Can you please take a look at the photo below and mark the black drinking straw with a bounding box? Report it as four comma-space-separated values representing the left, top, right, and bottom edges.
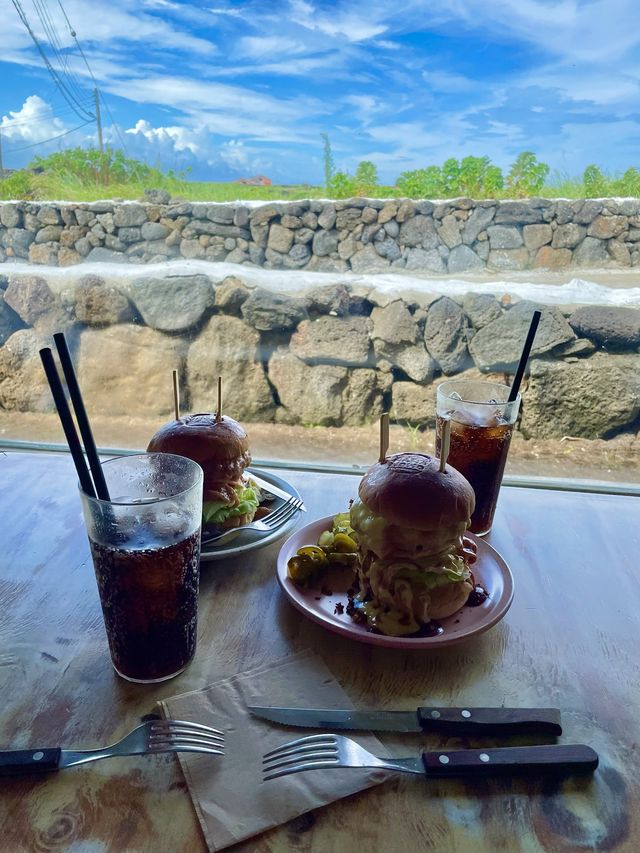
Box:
39, 347, 96, 498
508, 309, 542, 402
53, 333, 110, 501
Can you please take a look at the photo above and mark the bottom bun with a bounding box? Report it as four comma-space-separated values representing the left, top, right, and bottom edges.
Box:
428, 578, 474, 620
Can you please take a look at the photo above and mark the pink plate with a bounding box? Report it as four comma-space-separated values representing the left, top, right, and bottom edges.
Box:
276, 516, 514, 648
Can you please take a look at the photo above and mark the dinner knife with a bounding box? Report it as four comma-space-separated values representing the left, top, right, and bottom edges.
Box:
248, 471, 306, 512
248, 706, 563, 736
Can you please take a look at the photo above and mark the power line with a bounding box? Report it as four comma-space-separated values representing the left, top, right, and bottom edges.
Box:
11, 0, 94, 121
57, 0, 128, 156
1, 99, 94, 129
3, 120, 93, 153
31, 0, 88, 102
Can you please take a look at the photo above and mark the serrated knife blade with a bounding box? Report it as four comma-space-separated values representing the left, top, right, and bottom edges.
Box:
248, 705, 563, 735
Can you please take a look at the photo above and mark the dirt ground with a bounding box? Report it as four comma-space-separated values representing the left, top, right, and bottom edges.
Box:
1, 411, 639, 485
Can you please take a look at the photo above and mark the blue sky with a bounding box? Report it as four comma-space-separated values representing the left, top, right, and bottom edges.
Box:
2, 0, 639, 184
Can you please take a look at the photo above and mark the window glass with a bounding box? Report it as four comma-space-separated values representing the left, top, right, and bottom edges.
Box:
1, 2, 639, 485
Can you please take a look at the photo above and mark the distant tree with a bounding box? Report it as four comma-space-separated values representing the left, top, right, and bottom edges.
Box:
354, 160, 378, 188
484, 164, 505, 196
442, 158, 461, 195
326, 171, 355, 198
507, 152, 550, 197
320, 133, 335, 190
458, 156, 500, 196
583, 164, 609, 197
612, 167, 640, 197
396, 166, 443, 198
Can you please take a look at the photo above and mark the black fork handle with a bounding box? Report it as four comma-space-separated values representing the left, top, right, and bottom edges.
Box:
0, 747, 62, 775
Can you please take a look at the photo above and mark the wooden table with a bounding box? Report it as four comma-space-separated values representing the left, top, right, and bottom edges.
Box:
0, 450, 638, 853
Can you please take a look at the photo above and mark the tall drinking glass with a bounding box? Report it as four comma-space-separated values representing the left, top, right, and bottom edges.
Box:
435, 380, 521, 536
79, 453, 203, 683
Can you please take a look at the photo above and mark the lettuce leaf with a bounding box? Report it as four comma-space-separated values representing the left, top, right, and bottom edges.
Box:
202, 486, 260, 525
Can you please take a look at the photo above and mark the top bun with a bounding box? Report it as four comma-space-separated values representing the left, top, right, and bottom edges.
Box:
147, 413, 251, 487
358, 452, 475, 531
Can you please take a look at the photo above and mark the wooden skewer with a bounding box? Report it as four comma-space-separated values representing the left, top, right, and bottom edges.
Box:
216, 376, 222, 423
439, 419, 451, 473
172, 369, 180, 421
379, 412, 389, 463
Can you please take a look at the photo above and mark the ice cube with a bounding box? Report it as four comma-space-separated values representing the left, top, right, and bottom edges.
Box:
449, 391, 463, 401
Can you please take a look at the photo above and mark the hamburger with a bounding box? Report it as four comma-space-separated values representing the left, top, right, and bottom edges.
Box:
349, 452, 477, 636
147, 413, 260, 532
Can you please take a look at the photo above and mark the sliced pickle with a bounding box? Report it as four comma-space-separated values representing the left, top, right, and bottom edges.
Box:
332, 532, 358, 553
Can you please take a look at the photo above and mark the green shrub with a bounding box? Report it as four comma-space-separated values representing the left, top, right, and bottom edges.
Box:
326, 171, 356, 198
0, 170, 34, 200
583, 164, 609, 197
506, 152, 549, 197
396, 166, 443, 197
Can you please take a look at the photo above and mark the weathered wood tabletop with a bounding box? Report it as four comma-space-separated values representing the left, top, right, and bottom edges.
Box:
0, 450, 638, 852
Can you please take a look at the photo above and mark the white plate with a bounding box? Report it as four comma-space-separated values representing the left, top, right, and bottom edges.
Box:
200, 469, 303, 562
277, 516, 514, 648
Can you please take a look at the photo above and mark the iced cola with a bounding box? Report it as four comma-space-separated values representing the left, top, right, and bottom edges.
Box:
80, 453, 203, 682
436, 380, 521, 535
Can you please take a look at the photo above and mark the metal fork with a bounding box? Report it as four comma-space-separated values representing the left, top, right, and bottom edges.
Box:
262, 734, 598, 781
202, 496, 304, 547
0, 719, 225, 775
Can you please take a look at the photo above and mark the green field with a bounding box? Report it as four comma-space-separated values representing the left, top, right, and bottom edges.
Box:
1, 147, 638, 202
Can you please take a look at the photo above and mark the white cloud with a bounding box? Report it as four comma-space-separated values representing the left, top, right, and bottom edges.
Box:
125, 119, 200, 154
1, 95, 68, 142
237, 36, 308, 59
288, 0, 388, 42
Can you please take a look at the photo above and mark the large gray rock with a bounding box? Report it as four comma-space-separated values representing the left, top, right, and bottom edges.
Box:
71, 275, 134, 326
522, 224, 552, 251
437, 215, 462, 248
391, 380, 437, 426
303, 284, 351, 317
370, 301, 418, 346
349, 244, 390, 272
494, 202, 544, 225
423, 296, 469, 374
127, 275, 213, 332
568, 306, 640, 350
290, 316, 371, 366
77, 325, 186, 417
572, 237, 609, 267
3, 275, 71, 332
405, 248, 446, 272
312, 229, 339, 256
1, 228, 36, 259
487, 226, 523, 249
0, 329, 53, 411
551, 223, 586, 249
461, 206, 495, 243
268, 224, 295, 254
447, 244, 484, 273
113, 205, 147, 227
34, 225, 63, 244
587, 215, 627, 239
187, 315, 274, 421
488, 248, 529, 270
521, 353, 640, 438
398, 215, 437, 249
213, 276, 252, 314
241, 288, 307, 332
0, 204, 22, 228
469, 300, 575, 371
85, 247, 128, 263
36, 206, 61, 225
268, 349, 386, 426
0, 294, 26, 346
140, 221, 170, 241
462, 293, 503, 329
374, 340, 436, 383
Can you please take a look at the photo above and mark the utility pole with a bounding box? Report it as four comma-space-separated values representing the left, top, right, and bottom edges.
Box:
94, 87, 104, 153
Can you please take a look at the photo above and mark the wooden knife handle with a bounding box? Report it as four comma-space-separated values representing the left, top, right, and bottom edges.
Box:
422, 744, 598, 778
417, 706, 562, 735
0, 748, 61, 775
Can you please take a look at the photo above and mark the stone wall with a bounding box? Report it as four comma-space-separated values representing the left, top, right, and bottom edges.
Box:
1, 268, 639, 439
1, 195, 640, 273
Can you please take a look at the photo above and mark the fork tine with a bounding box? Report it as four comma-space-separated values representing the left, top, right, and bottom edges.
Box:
264, 497, 297, 526
161, 745, 225, 756
264, 759, 339, 781
263, 733, 336, 759
265, 500, 301, 529
264, 750, 337, 771
151, 734, 225, 748
263, 742, 337, 763
156, 720, 225, 736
